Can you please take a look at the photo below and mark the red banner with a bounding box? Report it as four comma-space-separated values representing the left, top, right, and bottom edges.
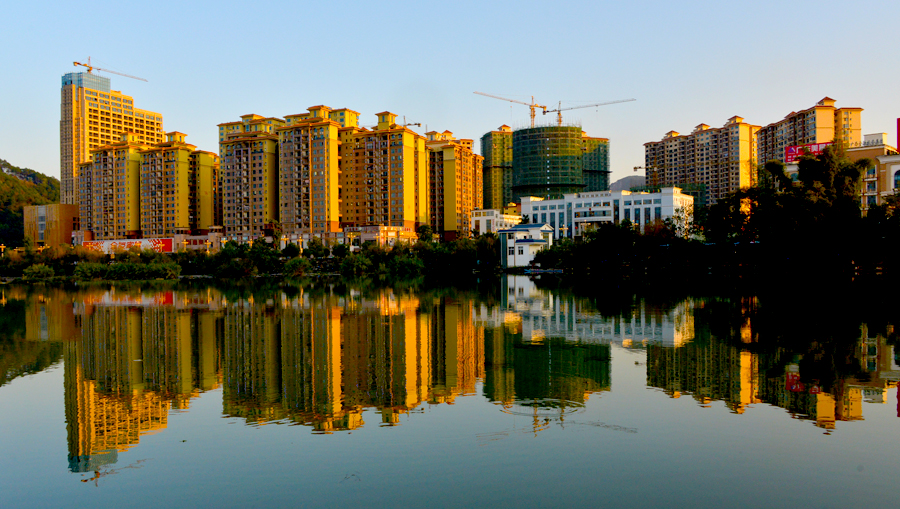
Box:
82, 238, 174, 254
785, 142, 832, 163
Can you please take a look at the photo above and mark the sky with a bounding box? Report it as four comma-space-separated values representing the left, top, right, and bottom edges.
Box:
2, 0, 898, 185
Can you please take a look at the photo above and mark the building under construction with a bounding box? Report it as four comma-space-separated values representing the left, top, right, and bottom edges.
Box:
481, 125, 513, 209
486, 124, 610, 203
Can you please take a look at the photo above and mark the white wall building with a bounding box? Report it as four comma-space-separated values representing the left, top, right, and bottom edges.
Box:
498, 224, 553, 268
520, 187, 694, 239
471, 209, 521, 235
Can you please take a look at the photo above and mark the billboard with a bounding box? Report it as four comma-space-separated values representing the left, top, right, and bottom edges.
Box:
81, 238, 174, 254
785, 142, 832, 163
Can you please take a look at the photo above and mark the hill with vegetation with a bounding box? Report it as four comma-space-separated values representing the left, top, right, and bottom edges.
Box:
0, 158, 60, 247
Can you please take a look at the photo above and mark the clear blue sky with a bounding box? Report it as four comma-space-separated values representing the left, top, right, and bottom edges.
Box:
2, 0, 897, 185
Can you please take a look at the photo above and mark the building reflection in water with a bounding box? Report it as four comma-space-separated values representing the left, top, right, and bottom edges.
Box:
645, 297, 900, 430
8, 279, 899, 471
61, 287, 222, 472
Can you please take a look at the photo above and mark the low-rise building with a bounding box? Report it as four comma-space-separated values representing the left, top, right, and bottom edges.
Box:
471, 209, 521, 235
498, 224, 553, 268
23, 204, 80, 248
520, 187, 694, 239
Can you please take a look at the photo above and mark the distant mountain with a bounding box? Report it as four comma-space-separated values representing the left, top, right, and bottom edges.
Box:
609, 175, 645, 191
0, 159, 60, 247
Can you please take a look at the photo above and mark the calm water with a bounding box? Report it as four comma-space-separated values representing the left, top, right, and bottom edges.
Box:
1, 277, 898, 508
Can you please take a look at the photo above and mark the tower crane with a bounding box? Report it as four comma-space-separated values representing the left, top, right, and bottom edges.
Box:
544, 98, 635, 126
73, 57, 148, 82
474, 92, 547, 128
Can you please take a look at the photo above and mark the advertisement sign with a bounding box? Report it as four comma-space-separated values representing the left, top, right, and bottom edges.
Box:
785, 142, 832, 163
82, 238, 174, 254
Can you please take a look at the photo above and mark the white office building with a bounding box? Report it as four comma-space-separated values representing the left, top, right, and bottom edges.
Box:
471, 209, 522, 235
520, 187, 694, 239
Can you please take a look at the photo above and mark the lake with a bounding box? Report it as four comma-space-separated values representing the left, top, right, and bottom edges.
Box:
1, 276, 897, 508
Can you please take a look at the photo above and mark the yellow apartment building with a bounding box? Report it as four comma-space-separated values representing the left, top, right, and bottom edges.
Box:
139, 132, 218, 237
426, 131, 484, 240
218, 114, 284, 241
79, 133, 149, 240
644, 116, 758, 206
23, 204, 80, 248
338, 112, 430, 230
277, 106, 348, 239
60, 72, 163, 205
756, 97, 862, 164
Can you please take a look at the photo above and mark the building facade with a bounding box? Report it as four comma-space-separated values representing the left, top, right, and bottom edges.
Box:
60, 72, 163, 205
756, 97, 862, 164
218, 114, 283, 241
481, 125, 513, 210
23, 204, 80, 247
470, 209, 522, 235
139, 132, 218, 237
338, 112, 430, 231
498, 224, 553, 268
426, 131, 484, 241
520, 187, 694, 239
511, 125, 610, 201
78, 133, 149, 240
644, 116, 758, 206
277, 107, 345, 239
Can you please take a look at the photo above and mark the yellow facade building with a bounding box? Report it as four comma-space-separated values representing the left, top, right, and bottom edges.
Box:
79, 133, 149, 240
277, 106, 350, 238
426, 131, 484, 240
338, 112, 430, 230
756, 97, 862, 164
218, 114, 284, 241
139, 132, 218, 237
644, 116, 758, 205
23, 204, 80, 248
60, 72, 163, 205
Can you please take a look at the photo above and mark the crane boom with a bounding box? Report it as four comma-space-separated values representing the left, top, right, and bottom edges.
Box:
545, 98, 636, 125
474, 91, 547, 128
73, 58, 148, 82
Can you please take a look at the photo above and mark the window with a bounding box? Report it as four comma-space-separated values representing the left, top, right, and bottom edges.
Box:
518, 247, 524, 255
508, 247, 514, 255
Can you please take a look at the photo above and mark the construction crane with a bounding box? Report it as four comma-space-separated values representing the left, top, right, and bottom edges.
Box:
402, 116, 421, 128
544, 98, 636, 126
474, 91, 547, 128
73, 57, 148, 82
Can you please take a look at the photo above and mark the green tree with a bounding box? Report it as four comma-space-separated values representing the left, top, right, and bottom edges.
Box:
417, 224, 434, 242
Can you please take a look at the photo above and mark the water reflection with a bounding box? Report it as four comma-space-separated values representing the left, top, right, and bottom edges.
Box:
1, 277, 898, 475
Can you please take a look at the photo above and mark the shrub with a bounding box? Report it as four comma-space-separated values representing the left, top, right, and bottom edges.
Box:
74, 262, 107, 281
284, 257, 312, 277
23, 263, 55, 281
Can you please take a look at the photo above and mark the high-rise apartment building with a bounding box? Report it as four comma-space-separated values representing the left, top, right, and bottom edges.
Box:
60, 72, 163, 205
79, 133, 148, 240
481, 125, 513, 210
139, 132, 218, 237
756, 97, 862, 164
338, 112, 430, 230
218, 114, 284, 241
426, 131, 483, 240
644, 116, 758, 206
277, 106, 356, 238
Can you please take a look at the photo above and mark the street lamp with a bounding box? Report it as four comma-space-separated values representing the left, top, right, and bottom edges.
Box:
0, 244, 6, 256
205, 240, 211, 254
182, 239, 188, 252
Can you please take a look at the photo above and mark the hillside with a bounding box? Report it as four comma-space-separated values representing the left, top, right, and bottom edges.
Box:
0, 159, 60, 247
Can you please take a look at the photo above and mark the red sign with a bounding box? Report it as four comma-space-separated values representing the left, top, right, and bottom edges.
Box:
785, 372, 806, 392
82, 238, 174, 254
785, 142, 832, 163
